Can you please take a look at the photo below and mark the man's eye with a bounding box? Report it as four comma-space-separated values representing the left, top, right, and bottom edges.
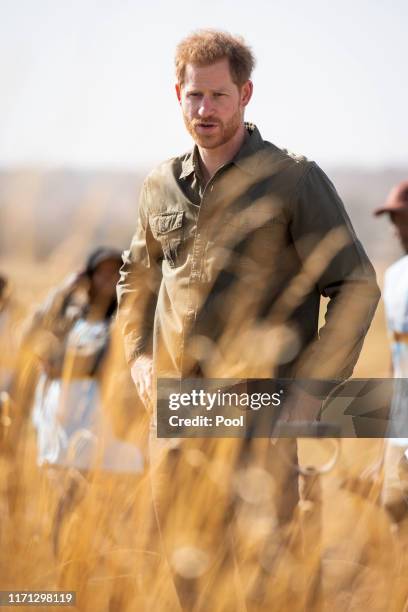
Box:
214, 93, 225, 97
188, 93, 200, 97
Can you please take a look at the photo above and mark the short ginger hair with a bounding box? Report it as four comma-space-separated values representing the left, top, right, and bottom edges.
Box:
175, 29, 255, 87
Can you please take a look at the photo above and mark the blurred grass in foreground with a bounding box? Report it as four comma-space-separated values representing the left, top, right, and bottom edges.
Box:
0, 173, 407, 611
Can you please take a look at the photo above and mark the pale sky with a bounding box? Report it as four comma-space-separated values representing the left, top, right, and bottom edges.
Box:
1, 0, 407, 171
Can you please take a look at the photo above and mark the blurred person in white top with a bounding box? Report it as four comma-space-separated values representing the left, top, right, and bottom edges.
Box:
28, 248, 143, 474
374, 180, 408, 522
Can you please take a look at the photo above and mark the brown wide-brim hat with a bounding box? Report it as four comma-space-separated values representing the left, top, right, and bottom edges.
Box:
374, 180, 408, 216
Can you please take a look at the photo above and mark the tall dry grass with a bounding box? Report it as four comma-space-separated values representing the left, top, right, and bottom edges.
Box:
0, 172, 407, 612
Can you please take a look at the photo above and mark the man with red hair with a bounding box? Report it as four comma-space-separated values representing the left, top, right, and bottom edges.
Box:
118, 29, 379, 395
117, 29, 380, 608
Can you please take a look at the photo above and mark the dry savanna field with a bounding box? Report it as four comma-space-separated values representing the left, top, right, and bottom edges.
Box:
0, 168, 407, 611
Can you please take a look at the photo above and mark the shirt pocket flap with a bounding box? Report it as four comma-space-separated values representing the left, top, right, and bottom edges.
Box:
150, 211, 184, 235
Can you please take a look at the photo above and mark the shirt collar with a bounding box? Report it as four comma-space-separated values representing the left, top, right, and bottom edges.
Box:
179, 149, 196, 180
232, 123, 265, 175
179, 122, 265, 180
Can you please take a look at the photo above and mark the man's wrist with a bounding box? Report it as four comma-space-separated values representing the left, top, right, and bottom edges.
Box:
129, 351, 152, 368
291, 378, 342, 399
127, 347, 145, 366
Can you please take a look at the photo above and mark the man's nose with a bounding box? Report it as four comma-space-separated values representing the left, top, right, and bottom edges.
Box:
198, 95, 215, 117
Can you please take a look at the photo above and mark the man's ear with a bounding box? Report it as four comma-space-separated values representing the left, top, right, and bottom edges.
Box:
175, 83, 182, 104
240, 80, 253, 107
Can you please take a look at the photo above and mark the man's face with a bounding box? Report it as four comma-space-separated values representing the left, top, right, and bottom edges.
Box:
390, 210, 408, 252
176, 58, 252, 149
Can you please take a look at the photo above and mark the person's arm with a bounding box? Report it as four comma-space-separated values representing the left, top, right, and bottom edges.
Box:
382, 269, 395, 378
289, 162, 381, 382
21, 272, 88, 375
116, 179, 163, 403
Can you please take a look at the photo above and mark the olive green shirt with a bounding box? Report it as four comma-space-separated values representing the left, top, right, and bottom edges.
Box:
117, 124, 380, 380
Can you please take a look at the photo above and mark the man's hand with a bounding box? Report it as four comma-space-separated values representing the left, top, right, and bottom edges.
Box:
279, 386, 322, 424
130, 354, 153, 410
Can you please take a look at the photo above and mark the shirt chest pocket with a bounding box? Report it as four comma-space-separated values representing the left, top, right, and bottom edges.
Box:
150, 211, 184, 267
